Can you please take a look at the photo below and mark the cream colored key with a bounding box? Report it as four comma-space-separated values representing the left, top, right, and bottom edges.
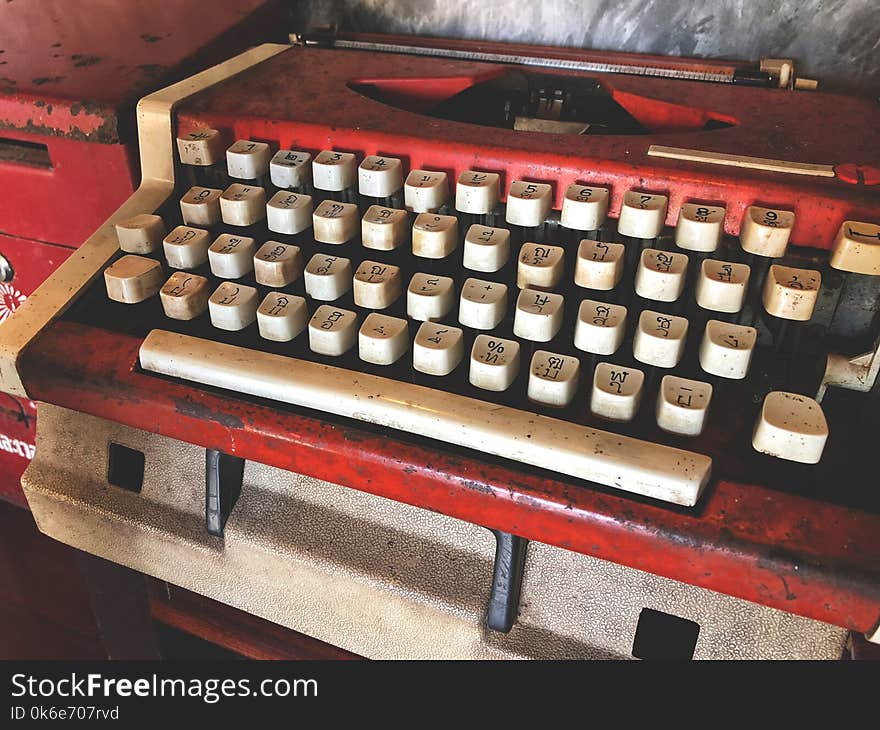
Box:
560, 184, 609, 230
574, 239, 625, 290
412, 213, 458, 258
455, 170, 501, 214
514, 289, 564, 342
312, 150, 357, 191
104, 255, 164, 304
459, 278, 508, 330
740, 206, 795, 257
696, 259, 751, 313
208, 234, 256, 279
407, 273, 455, 322
304, 254, 352, 301
269, 150, 312, 189
115, 214, 166, 254
470, 335, 520, 392
699, 320, 757, 379
359, 155, 404, 197
226, 140, 271, 179
413, 323, 464, 375
359, 313, 409, 365
312, 200, 360, 244
362, 206, 409, 250
159, 272, 210, 320
266, 191, 313, 235
176, 128, 224, 166
617, 191, 668, 238
505, 181, 552, 227
163, 226, 211, 270
353, 260, 402, 309
752, 391, 828, 464
220, 184, 266, 226
830, 221, 880, 275
675, 203, 725, 252
656, 375, 713, 437
404, 170, 449, 212
574, 300, 627, 355
180, 186, 222, 226
528, 351, 580, 407
590, 362, 645, 422
517, 243, 564, 290
635, 249, 689, 302
308, 305, 358, 356
208, 282, 259, 330
633, 310, 689, 368
463, 224, 510, 272
257, 292, 308, 342
254, 242, 302, 287
762, 265, 821, 321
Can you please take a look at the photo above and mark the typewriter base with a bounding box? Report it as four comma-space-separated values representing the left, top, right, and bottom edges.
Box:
23, 404, 846, 660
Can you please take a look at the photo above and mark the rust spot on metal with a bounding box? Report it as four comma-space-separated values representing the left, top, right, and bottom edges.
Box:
71, 54, 102, 68
31, 76, 64, 86
140, 34, 163, 43
174, 396, 243, 429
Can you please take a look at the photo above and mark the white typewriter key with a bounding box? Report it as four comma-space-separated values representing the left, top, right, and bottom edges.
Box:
617, 191, 668, 239
226, 140, 271, 179
308, 305, 358, 356
517, 243, 564, 290
404, 170, 449, 212
560, 185, 609, 231
269, 150, 312, 189
353, 260, 402, 309
412, 213, 459, 258
459, 278, 508, 330
180, 186, 222, 227
361, 206, 409, 250
115, 214, 166, 254
762, 265, 821, 321
455, 170, 501, 214
104, 255, 164, 304
752, 391, 829, 464
513, 289, 564, 342
159, 272, 210, 320
220, 184, 267, 226
635, 249, 689, 302
312, 150, 357, 191
830, 221, 880, 275
656, 375, 713, 437
527, 351, 580, 407
266, 191, 313, 235
696, 259, 750, 313
574, 240, 625, 290
208, 282, 259, 331
162, 226, 211, 269
304, 254, 352, 301
633, 310, 689, 368
208, 234, 256, 279
407, 273, 455, 322
590, 362, 645, 422
413, 322, 464, 375
574, 300, 627, 355
675, 203, 725, 252
699, 320, 757, 379
505, 181, 552, 227
358, 313, 409, 365
312, 200, 360, 244
463, 224, 510, 272
257, 292, 308, 342
359, 155, 404, 197
254, 242, 303, 287
740, 206, 795, 258
470, 335, 520, 392
176, 128, 224, 166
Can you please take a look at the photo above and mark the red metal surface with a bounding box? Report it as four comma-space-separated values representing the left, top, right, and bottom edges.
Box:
20, 321, 880, 635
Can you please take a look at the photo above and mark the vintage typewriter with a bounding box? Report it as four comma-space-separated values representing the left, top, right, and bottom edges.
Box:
1, 33, 878, 659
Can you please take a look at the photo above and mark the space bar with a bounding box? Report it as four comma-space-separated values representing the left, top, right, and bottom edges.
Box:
139, 329, 712, 506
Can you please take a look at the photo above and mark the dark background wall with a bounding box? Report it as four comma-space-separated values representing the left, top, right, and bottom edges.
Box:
290, 0, 880, 94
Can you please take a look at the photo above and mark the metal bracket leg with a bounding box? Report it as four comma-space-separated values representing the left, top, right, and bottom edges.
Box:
205, 449, 244, 537
487, 530, 529, 633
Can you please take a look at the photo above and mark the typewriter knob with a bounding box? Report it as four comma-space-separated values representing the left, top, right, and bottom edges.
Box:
527, 351, 580, 407
456, 171, 501, 215
675, 203, 725, 252
740, 206, 795, 258
358, 313, 410, 365
0, 252, 12, 283
762, 265, 821, 321
104, 255, 164, 304
176, 128, 224, 166
617, 191, 668, 239
115, 213, 167, 255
